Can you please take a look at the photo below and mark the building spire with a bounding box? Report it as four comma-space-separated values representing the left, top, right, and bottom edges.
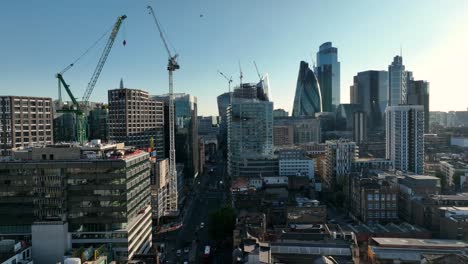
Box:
120, 78, 124, 89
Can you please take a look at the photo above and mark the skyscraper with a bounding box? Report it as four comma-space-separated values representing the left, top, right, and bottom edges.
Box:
388, 56, 408, 106
155, 93, 199, 179
228, 99, 274, 177
408, 80, 430, 133
386, 105, 424, 174
350, 70, 388, 132
217, 91, 232, 150
292, 61, 322, 117
316, 42, 341, 111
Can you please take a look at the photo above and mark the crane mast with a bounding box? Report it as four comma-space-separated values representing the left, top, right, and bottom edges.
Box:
148, 5, 179, 213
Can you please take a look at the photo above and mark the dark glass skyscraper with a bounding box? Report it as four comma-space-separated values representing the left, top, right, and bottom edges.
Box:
316, 42, 340, 111
408, 80, 430, 133
292, 61, 322, 117
350, 70, 388, 132
217, 92, 232, 151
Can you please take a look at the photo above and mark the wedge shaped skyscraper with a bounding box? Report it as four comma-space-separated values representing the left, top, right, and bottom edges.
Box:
292, 61, 322, 117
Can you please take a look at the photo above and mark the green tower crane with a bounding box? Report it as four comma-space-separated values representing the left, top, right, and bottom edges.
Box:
56, 14, 127, 144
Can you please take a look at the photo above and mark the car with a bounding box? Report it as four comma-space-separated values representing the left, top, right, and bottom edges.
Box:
184, 247, 190, 254
200, 222, 205, 229
176, 249, 182, 257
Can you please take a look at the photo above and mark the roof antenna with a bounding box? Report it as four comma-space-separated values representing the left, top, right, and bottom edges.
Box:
238, 60, 243, 88
120, 78, 124, 89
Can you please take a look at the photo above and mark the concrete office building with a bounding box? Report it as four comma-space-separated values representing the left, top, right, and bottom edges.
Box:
439, 160, 468, 187
278, 149, 314, 179
274, 116, 321, 144
0, 96, 53, 156
408, 80, 430, 133
273, 109, 289, 118
324, 139, 358, 188
273, 126, 294, 146
228, 99, 274, 177
316, 42, 341, 111
0, 143, 152, 262
108, 83, 165, 157
386, 105, 424, 174
353, 111, 367, 144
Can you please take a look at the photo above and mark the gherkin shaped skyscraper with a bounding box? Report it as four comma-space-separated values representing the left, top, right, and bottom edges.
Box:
292, 61, 322, 117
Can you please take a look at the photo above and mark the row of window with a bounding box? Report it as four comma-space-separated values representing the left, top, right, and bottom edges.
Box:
15, 131, 52, 136
13, 99, 51, 107
367, 211, 397, 218
367, 202, 396, 209
367, 194, 397, 201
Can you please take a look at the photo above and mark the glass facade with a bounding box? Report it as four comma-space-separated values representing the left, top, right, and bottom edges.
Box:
350, 70, 388, 133
0, 149, 152, 261
217, 92, 232, 149
292, 61, 322, 117
408, 80, 430, 133
316, 42, 341, 110
227, 100, 274, 177
388, 56, 408, 106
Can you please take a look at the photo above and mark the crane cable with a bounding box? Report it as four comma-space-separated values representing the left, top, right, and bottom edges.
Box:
59, 24, 114, 75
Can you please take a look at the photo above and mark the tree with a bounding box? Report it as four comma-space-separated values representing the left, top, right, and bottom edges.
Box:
208, 206, 236, 241
435, 170, 447, 190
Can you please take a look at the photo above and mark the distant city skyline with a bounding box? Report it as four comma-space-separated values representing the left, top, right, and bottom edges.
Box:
1, 0, 467, 115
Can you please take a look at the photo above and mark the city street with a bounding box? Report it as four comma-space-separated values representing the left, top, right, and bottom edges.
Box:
155, 157, 230, 263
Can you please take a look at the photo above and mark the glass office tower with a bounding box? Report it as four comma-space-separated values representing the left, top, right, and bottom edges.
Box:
316, 42, 341, 111
292, 61, 322, 117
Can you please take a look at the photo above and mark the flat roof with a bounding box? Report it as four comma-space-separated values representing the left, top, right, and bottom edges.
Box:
372, 237, 468, 248
430, 193, 468, 201
406, 175, 440, 180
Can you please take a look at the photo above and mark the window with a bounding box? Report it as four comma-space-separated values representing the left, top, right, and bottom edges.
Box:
367, 194, 373, 201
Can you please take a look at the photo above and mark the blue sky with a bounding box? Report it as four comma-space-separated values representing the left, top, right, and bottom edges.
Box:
1, 0, 467, 115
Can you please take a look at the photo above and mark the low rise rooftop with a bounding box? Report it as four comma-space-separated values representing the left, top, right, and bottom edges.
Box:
371, 237, 468, 248
2, 142, 146, 163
